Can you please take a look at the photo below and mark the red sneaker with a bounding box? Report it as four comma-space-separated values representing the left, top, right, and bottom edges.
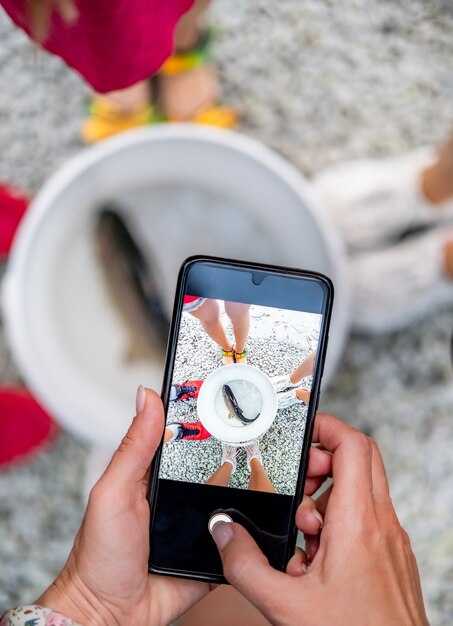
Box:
168, 421, 211, 441
172, 379, 204, 401
0, 184, 30, 259
0, 388, 58, 468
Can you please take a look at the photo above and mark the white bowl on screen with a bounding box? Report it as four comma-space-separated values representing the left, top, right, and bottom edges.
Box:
197, 364, 278, 445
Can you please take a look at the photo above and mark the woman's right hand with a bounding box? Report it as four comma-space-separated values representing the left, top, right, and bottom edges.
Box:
212, 413, 429, 626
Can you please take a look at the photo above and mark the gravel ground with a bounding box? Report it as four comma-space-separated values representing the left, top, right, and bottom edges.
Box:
160, 306, 318, 494
1, 1, 453, 623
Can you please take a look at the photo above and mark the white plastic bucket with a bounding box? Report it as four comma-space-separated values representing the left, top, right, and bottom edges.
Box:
2, 125, 350, 450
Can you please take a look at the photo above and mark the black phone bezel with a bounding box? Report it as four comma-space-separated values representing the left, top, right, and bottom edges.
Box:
148, 255, 333, 584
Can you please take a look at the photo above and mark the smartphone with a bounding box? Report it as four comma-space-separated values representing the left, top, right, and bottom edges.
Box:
148, 256, 333, 583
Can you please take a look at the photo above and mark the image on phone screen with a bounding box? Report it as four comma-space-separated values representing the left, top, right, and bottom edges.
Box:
159, 299, 320, 496
149, 258, 331, 582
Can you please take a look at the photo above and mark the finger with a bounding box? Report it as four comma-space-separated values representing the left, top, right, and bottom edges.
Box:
211, 521, 291, 617
311, 413, 373, 503
370, 439, 391, 501
286, 547, 308, 577
295, 496, 323, 536
306, 446, 332, 479
369, 439, 400, 524
305, 535, 319, 563
300, 488, 331, 566
304, 475, 327, 496
304, 447, 332, 495
99, 387, 164, 491
313, 484, 332, 517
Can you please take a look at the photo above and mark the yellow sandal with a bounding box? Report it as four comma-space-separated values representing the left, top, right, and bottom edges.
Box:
82, 30, 236, 144
81, 98, 156, 144
221, 348, 235, 365
233, 348, 248, 364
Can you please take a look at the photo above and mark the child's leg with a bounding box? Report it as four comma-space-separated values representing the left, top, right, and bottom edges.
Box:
350, 227, 453, 333
314, 135, 453, 251
92, 81, 150, 114
243, 440, 275, 493
272, 351, 317, 393
205, 462, 233, 487
296, 388, 311, 404
92, 0, 211, 113
190, 299, 233, 353
421, 134, 453, 205
289, 350, 317, 385
224, 301, 250, 360
206, 443, 238, 486
248, 458, 276, 493
174, 0, 212, 50
158, 0, 221, 121
82, 80, 153, 142
444, 236, 453, 278
83, 0, 231, 141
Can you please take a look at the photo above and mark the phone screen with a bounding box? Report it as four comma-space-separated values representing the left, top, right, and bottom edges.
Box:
149, 259, 331, 582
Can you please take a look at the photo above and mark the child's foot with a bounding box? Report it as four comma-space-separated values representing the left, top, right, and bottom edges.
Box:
314, 147, 453, 251
82, 81, 154, 144
277, 388, 307, 410
170, 380, 204, 402
82, 32, 236, 143
158, 30, 236, 128
350, 226, 453, 333
166, 421, 211, 441
270, 373, 298, 393
233, 347, 248, 364
244, 439, 262, 471
221, 442, 239, 472
221, 347, 235, 365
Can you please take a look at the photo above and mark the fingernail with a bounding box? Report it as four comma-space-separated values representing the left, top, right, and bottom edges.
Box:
211, 521, 234, 550
312, 509, 323, 528
136, 385, 146, 414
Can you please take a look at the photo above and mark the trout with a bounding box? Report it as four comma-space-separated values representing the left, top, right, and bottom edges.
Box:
222, 384, 260, 425
94, 207, 169, 362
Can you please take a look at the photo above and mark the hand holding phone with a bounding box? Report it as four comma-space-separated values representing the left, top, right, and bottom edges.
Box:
24, 257, 426, 626
33, 393, 427, 626
32, 389, 334, 626
211, 413, 429, 626
35, 389, 210, 626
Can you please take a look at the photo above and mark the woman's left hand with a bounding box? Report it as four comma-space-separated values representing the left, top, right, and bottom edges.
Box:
37, 387, 210, 626
37, 386, 332, 625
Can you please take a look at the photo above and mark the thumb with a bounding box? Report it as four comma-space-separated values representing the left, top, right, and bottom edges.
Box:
211, 521, 290, 619
100, 386, 164, 491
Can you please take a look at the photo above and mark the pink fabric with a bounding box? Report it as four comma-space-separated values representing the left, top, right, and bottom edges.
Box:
0, 0, 195, 92
183, 295, 199, 304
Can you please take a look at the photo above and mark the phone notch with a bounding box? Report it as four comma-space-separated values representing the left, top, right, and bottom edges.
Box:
251, 271, 267, 286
